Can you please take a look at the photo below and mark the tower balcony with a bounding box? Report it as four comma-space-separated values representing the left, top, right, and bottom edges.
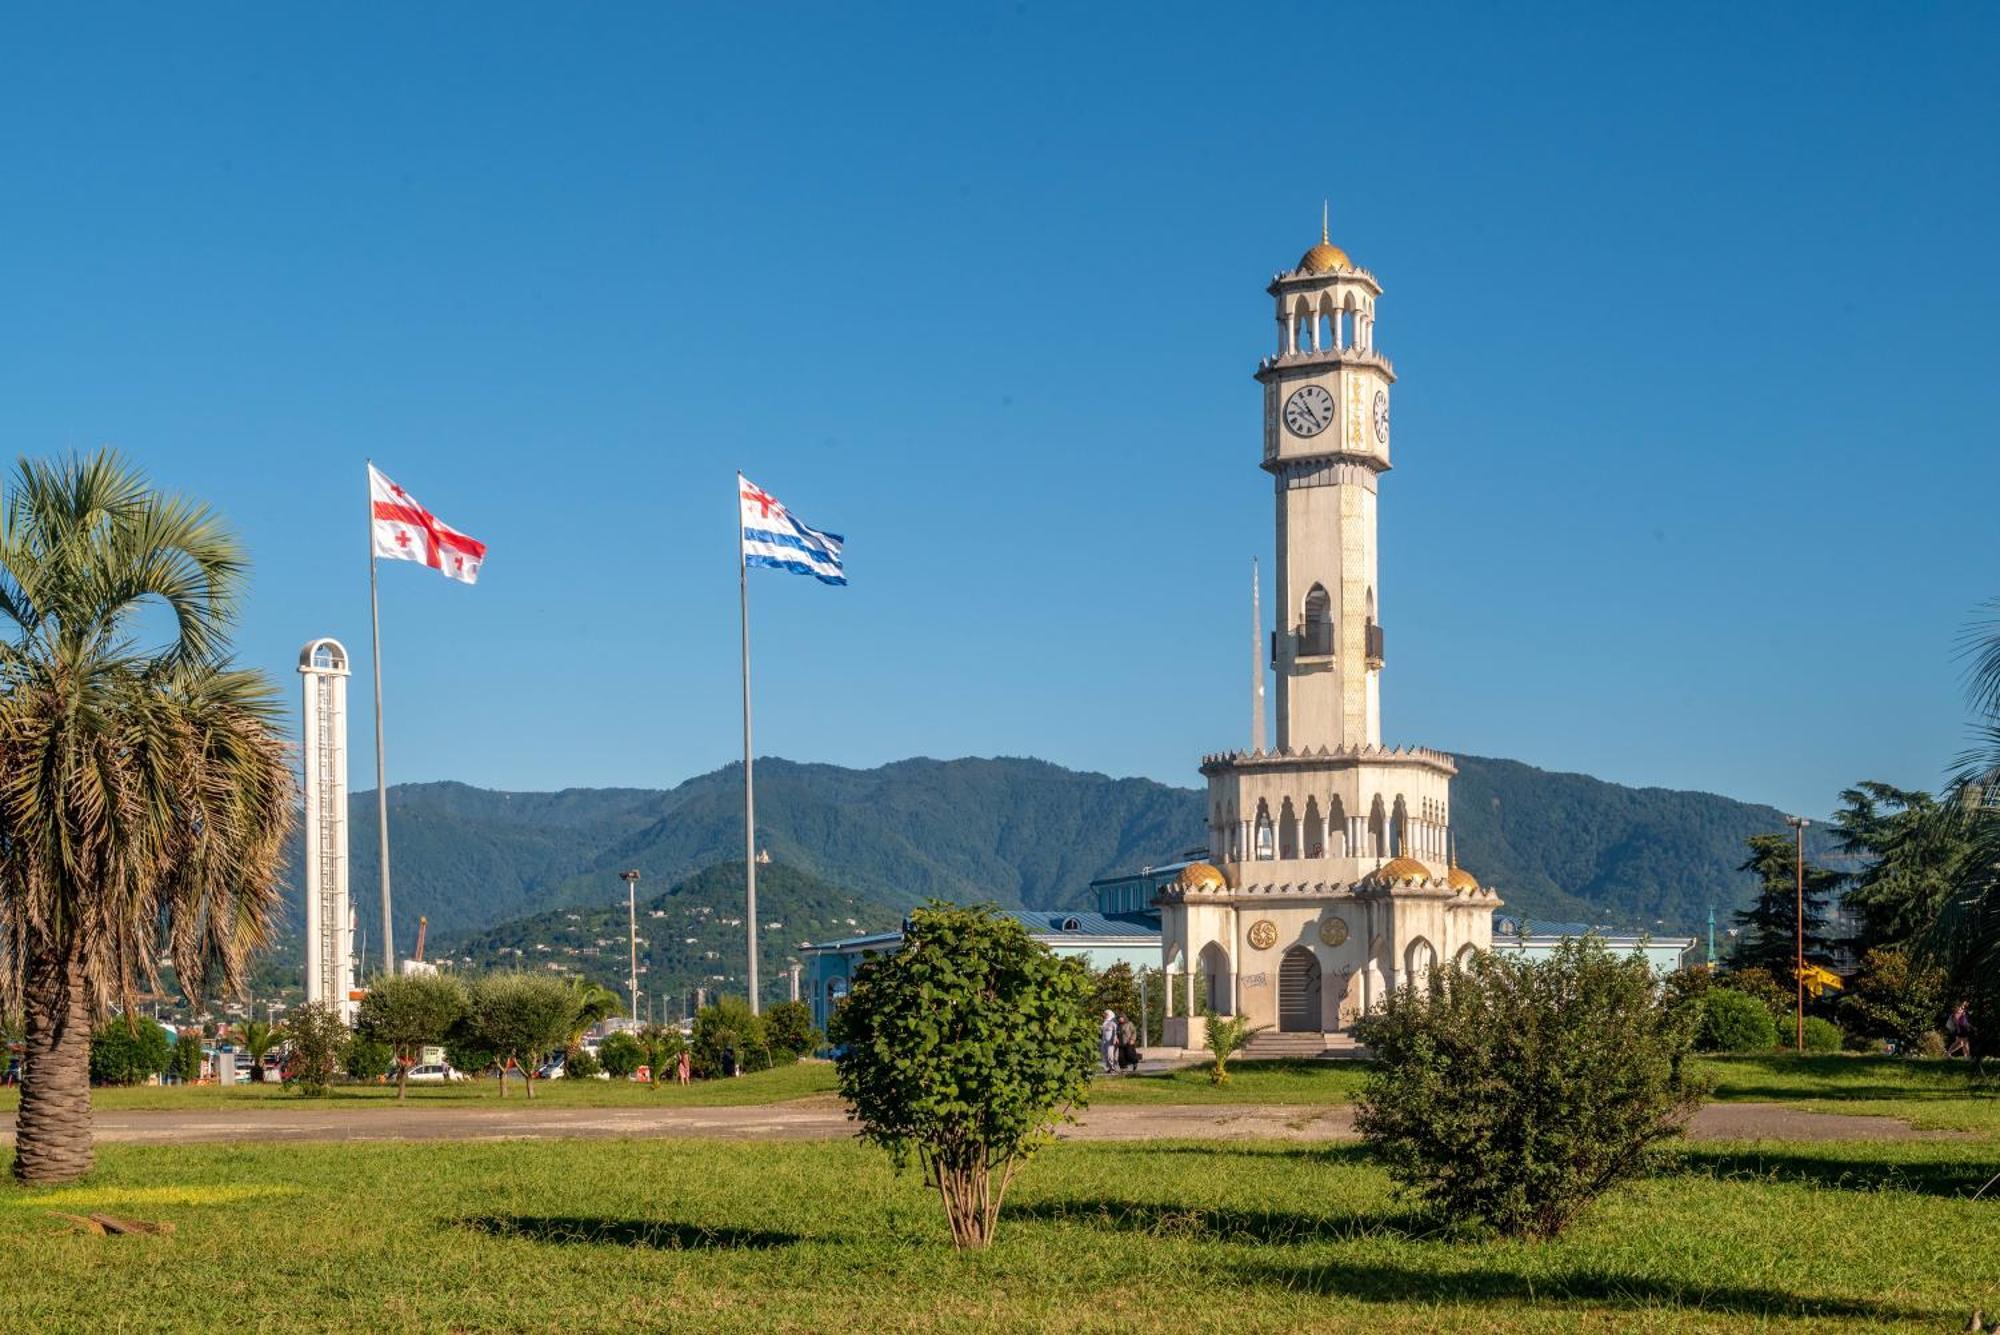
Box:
1365, 621, 1385, 668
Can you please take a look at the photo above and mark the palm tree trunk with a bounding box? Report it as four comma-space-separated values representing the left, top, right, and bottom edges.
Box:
12, 932, 94, 1184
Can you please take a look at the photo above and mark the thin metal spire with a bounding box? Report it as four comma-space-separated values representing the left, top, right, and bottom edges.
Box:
1251, 558, 1266, 754
1321, 199, 1329, 244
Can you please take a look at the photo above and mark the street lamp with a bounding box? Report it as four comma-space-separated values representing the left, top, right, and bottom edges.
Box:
1784, 816, 1809, 1054
620, 870, 642, 1026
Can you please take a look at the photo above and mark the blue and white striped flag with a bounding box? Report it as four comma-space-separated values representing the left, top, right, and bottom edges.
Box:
738, 474, 846, 586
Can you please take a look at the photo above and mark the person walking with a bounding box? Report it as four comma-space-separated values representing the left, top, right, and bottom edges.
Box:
722, 1045, 740, 1078
1946, 1001, 1973, 1058
676, 1047, 692, 1086
1116, 1012, 1140, 1072
1099, 1009, 1119, 1074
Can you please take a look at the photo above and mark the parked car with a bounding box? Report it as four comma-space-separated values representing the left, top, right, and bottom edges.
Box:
403, 1063, 466, 1083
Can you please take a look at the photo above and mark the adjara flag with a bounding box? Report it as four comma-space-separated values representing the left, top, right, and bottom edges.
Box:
369, 464, 488, 585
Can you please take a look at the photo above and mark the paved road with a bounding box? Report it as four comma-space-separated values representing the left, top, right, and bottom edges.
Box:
0, 1098, 1967, 1147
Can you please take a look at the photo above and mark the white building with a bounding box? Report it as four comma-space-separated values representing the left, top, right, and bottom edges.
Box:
299, 638, 358, 1024
1159, 221, 1502, 1047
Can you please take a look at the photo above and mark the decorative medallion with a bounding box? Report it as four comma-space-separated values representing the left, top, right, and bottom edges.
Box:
1247, 919, 1279, 951
1319, 916, 1350, 948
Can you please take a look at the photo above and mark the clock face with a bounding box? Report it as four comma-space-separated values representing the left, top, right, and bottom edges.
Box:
1372, 390, 1389, 444
1282, 384, 1335, 438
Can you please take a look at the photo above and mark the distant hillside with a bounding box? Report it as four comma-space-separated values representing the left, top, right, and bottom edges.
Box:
278, 754, 1832, 958
446, 861, 899, 1009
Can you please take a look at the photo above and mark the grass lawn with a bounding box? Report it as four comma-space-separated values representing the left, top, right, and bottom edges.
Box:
1089, 1057, 1372, 1104
2, 1132, 1995, 1332
0, 1062, 839, 1112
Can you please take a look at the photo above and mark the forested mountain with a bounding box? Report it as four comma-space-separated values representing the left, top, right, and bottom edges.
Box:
277, 754, 1833, 959
447, 861, 899, 1011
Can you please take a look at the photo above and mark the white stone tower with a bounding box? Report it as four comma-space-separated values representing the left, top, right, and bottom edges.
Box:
299, 638, 357, 1024
1157, 217, 1500, 1049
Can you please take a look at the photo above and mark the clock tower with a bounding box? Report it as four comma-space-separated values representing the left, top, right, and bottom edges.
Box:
1155, 214, 1499, 1052
1257, 210, 1394, 752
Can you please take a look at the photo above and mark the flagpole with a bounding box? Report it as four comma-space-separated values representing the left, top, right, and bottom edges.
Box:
739, 481, 760, 1016
367, 461, 395, 977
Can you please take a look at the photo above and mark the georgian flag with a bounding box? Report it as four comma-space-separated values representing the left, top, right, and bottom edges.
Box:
738, 474, 845, 586
369, 464, 488, 585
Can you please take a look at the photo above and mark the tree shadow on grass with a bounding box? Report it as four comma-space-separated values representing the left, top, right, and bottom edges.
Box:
459, 1215, 800, 1250
1669, 1146, 1996, 1199
1246, 1257, 1930, 1322
1071, 1142, 1374, 1167
1006, 1196, 1437, 1245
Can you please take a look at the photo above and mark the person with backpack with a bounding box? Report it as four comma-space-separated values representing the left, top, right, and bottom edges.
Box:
1946, 1001, 1973, 1058
1116, 1012, 1140, 1072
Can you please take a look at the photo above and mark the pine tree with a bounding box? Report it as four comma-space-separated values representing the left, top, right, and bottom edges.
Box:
1730, 833, 1842, 976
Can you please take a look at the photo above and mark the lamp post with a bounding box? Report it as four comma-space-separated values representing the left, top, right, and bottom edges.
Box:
620, 870, 642, 1026
1784, 816, 1809, 1053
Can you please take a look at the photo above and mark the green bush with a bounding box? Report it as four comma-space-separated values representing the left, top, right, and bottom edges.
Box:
169, 1029, 206, 1084
1915, 1032, 1947, 1059
762, 999, 820, 1062
343, 1037, 392, 1082
1801, 1015, 1843, 1053
1353, 937, 1708, 1240
692, 996, 766, 1077
282, 1002, 348, 1097
89, 1018, 173, 1086
1698, 989, 1778, 1052
597, 1031, 645, 1079
563, 1044, 601, 1079
832, 902, 1096, 1249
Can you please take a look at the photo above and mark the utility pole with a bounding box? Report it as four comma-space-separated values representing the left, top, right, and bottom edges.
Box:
621, 870, 642, 1026
1784, 816, 1809, 1054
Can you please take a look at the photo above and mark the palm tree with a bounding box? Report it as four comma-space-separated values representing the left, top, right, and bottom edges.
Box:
238, 1018, 281, 1083
0, 451, 294, 1183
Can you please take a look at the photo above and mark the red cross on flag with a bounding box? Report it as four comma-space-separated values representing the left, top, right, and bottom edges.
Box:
369, 464, 488, 585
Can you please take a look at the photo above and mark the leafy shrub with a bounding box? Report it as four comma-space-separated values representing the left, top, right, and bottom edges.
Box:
564, 1044, 601, 1079
1199, 1003, 1262, 1085
761, 1000, 819, 1062
1353, 937, 1708, 1240
1839, 948, 1945, 1050
1719, 965, 1792, 1028
832, 902, 1096, 1249
1915, 1032, 1947, 1059
1698, 989, 1778, 1052
89, 1019, 172, 1086
597, 1031, 645, 1079
169, 1030, 205, 1083
692, 996, 766, 1077
344, 1037, 392, 1083
1801, 1016, 1842, 1053
282, 1002, 348, 1097
637, 1023, 687, 1083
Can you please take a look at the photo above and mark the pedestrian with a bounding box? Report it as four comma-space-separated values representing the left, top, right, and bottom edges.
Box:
1099, 1009, 1118, 1074
1117, 1012, 1140, 1072
676, 1047, 692, 1086
722, 1045, 739, 1078
1946, 1000, 1973, 1059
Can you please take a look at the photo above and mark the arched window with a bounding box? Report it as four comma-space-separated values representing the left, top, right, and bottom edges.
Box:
1254, 801, 1275, 861
1390, 796, 1408, 857
1302, 584, 1333, 657
1367, 796, 1387, 859
1198, 942, 1232, 1015
1327, 795, 1348, 857
1405, 938, 1437, 990
1303, 796, 1324, 859
1278, 798, 1300, 860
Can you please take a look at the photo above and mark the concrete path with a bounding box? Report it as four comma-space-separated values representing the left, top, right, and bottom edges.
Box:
0, 1099, 1969, 1147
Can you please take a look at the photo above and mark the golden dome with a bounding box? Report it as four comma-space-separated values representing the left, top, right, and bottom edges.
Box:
1175, 862, 1228, 894
1297, 240, 1351, 274
1446, 866, 1481, 894
1371, 855, 1433, 884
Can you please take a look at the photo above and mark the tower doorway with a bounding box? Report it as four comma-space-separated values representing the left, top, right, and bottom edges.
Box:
1278, 947, 1321, 1033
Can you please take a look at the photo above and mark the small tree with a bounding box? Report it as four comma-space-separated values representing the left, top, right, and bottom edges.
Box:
1092, 962, 1141, 1023
692, 996, 766, 1076
832, 903, 1096, 1250
1199, 1002, 1263, 1085
170, 1029, 206, 1084
637, 1023, 687, 1084
89, 1018, 173, 1087
1839, 947, 1945, 1050
1732, 833, 1842, 975
762, 999, 819, 1062
356, 972, 468, 1101
598, 1031, 645, 1079
238, 1019, 281, 1082
282, 1002, 346, 1097
458, 973, 576, 1099
564, 1044, 602, 1078
1353, 937, 1707, 1240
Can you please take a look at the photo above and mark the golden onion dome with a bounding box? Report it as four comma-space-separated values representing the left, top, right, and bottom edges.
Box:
1296, 240, 1351, 274
1446, 866, 1481, 894
1175, 862, 1228, 894
1371, 855, 1433, 884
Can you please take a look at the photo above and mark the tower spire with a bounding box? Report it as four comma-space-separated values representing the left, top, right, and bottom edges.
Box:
1321, 199, 1329, 244
1251, 557, 1267, 754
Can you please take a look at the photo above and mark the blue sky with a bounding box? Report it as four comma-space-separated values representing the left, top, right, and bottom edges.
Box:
2, 5, 1995, 817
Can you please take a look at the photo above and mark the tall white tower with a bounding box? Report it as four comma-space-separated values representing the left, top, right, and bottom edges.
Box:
299, 639, 357, 1024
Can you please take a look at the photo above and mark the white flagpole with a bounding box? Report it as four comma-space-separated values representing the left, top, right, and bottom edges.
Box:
367, 461, 395, 976
738, 476, 760, 1015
